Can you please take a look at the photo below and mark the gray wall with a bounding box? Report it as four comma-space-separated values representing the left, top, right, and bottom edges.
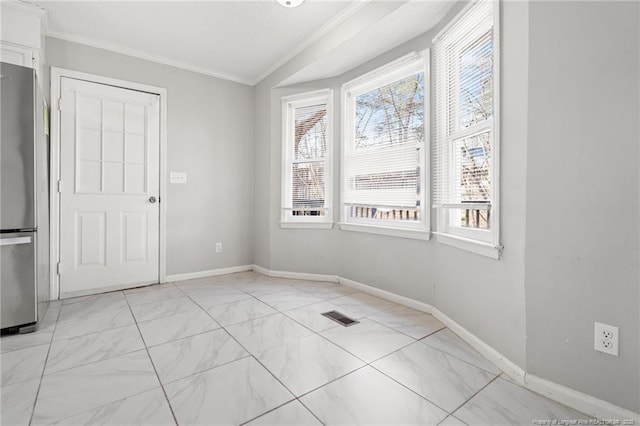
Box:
43, 0, 640, 412
253, 0, 640, 413
525, 1, 640, 411
254, 1, 529, 367
45, 37, 255, 276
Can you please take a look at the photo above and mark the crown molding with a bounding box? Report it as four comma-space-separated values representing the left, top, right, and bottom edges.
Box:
46, 30, 255, 86
3, 0, 48, 17
41, 1, 374, 86
43, 1, 371, 87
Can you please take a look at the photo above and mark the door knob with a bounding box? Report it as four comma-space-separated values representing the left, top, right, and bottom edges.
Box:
149, 196, 157, 203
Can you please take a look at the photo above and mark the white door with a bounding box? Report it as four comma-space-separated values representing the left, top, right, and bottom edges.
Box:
59, 77, 160, 297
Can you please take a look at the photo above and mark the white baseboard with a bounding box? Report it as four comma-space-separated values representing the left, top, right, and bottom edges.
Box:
251, 264, 339, 283
250, 264, 639, 421
524, 374, 639, 423
338, 276, 434, 314
165, 265, 253, 283
430, 306, 527, 385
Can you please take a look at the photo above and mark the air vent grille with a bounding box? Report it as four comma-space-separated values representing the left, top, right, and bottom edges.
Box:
321, 310, 359, 327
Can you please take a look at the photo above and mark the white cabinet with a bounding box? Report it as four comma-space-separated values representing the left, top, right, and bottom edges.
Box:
1, 41, 34, 67
0, 1, 46, 81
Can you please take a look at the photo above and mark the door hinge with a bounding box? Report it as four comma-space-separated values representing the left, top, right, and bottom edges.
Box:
57, 97, 62, 111
56, 262, 61, 275
57, 180, 63, 193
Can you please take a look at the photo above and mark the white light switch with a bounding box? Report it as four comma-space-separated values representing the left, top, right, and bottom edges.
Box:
170, 172, 187, 184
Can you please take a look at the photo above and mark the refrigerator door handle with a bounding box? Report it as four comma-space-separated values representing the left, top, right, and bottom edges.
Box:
0, 236, 32, 246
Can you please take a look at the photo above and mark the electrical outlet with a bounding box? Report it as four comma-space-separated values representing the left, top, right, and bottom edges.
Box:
594, 322, 619, 356
215, 242, 222, 253
602, 330, 614, 340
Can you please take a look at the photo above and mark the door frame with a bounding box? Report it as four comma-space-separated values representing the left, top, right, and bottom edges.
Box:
50, 67, 168, 300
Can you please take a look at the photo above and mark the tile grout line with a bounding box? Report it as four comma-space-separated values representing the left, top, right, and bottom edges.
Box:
155, 276, 467, 423
123, 294, 180, 426
52, 294, 136, 342
17, 276, 331, 424
366, 314, 447, 340
274, 283, 502, 419
262, 281, 491, 421
29, 274, 579, 425
240, 288, 436, 423
180, 274, 336, 425
217, 276, 455, 423
354, 325, 500, 418
295, 394, 327, 426
136, 276, 471, 423
43, 346, 143, 377
28, 304, 62, 425
187, 290, 304, 424
49, 274, 480, 425
417, 331, 503, 376
368, 341, 502, 420
238, 398, 324, 426
448, 373, 502, 419
210, 277, 437, 424
45, 322, 136, 346
368, 361, 462, 417
160, 353, 253, 386
144, 326, 224, 349
44, 386, 175, 425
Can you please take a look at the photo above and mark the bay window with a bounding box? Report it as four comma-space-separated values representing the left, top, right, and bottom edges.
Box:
341, 54, 429, 239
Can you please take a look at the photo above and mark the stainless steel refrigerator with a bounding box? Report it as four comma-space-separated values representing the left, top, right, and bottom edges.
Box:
1, 62, 50, 333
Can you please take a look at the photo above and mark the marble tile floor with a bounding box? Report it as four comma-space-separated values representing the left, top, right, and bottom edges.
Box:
0, 271, 589, 425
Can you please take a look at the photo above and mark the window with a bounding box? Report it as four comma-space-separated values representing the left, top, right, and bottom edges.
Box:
281, 89, 333, 228
341, 54, 428, 238
433, 0, 501, 256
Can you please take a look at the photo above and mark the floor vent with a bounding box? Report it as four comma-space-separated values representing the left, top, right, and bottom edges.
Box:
321, 310, 359, 327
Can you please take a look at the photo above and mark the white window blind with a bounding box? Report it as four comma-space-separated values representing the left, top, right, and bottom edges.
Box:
282, 90, 332, 224
342, 55, 427, 230
433, 0, 497, 235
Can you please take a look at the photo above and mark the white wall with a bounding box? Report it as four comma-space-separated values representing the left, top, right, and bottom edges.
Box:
525, 1, 640, 412
45, 37, 255, 276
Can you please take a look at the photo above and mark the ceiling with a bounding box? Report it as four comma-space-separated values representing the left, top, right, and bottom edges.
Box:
33, 0, 359, 85
280, 1, 453, 86
27, 0, 455, 86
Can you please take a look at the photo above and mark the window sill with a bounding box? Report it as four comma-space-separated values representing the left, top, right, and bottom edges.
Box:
339, 222, 430, 241
433, 232, 502, 259
280, 222, 334, 230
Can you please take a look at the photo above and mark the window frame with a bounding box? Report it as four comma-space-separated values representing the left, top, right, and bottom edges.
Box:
339, 52, 430, 240
280, 89, 334, 229
432, 0, 501, 258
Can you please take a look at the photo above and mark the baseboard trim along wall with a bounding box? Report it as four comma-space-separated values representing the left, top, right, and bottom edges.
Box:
429, 305, 528, 385
251, 264, 339, 283
165, 264, 253, 283
522, 374, 639, 423
250, 264, 640, 422
338, 276, 433, 314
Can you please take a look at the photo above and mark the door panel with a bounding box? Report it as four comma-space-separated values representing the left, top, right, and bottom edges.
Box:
75, 212, 106, 267
59, 77, 160, 297
122, 212, 148, 263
